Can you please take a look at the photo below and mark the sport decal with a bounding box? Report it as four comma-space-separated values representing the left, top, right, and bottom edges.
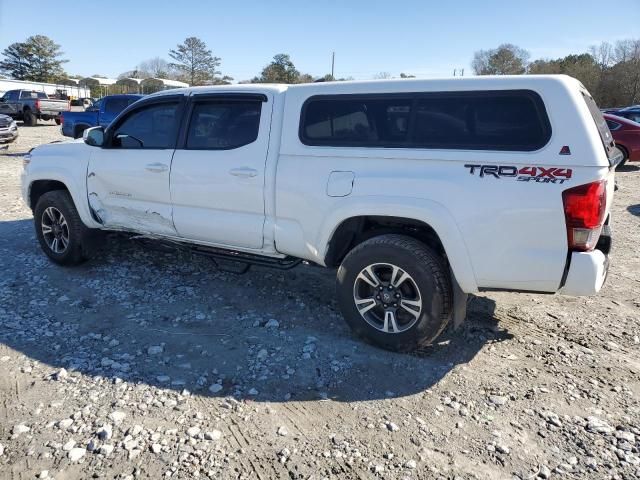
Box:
464, 164, 572, 184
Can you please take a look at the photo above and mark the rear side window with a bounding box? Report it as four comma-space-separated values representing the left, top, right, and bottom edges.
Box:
186, 100, 261, 150
300, 90, 551, 151
302, 98, 411, 144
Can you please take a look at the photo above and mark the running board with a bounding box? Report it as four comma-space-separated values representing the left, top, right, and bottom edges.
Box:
131, 236, 301, 274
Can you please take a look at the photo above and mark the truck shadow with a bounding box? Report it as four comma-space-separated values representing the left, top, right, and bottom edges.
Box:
0, 219, 510, 403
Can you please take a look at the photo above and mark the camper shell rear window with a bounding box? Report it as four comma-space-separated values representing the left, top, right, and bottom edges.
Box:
300, 90, 551, 151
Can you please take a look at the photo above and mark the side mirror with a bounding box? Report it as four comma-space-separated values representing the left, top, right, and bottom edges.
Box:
83, 126, 105, 147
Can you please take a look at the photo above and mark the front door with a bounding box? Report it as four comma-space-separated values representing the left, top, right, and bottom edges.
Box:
170, 94, 272, 249
87, 97, 183, 236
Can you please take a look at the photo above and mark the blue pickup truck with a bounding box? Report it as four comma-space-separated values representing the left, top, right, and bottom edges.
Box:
61, 94, 143, 138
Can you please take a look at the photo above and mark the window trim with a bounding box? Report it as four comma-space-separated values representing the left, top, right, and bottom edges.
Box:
104, 95, 185, 150
178, 95, 264, 151
606, 120, 622, 131
298, 90, 552, 152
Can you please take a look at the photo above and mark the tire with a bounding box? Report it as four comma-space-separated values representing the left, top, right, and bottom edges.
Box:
74, 126, 87, 139
54, 118, 61, 125
615, 145, 628, 170
336, 234, 452, 352
34, 190, 95, 266
23, 110, 37, 126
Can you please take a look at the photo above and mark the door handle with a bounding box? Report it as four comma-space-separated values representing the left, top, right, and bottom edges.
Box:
145, 163, 168, 173
229, 167, 258, 178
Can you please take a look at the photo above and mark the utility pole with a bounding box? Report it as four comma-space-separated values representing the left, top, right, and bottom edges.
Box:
331, 51, 335, 79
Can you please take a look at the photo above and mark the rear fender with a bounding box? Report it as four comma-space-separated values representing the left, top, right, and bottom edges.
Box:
317, 196, 478, 293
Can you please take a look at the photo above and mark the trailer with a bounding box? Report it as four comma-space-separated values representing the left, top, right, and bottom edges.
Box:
0, 78, 90, 99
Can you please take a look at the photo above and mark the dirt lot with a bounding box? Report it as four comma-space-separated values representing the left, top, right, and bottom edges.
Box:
0, 124, 639, 480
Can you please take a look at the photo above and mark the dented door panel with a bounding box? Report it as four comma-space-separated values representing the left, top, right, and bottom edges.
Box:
86, 149, 177, 236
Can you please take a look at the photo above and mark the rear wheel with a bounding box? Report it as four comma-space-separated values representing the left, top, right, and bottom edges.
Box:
34, 190, 96, 265
54, 117, 61, 125
23, 110, 37, 126
336, 234, 452, 352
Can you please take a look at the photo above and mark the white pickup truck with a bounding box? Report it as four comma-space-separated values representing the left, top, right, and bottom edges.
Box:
21, 76, 617, 351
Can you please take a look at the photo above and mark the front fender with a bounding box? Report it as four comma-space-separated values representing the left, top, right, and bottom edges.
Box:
316, 196, 478, 293
25, 161, 100, 230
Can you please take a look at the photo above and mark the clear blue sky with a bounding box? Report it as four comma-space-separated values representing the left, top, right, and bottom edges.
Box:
1, 0, 638, 81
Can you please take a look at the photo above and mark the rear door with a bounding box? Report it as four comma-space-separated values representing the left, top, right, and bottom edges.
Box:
87, 96, 184, 236
170, 93, 271, 249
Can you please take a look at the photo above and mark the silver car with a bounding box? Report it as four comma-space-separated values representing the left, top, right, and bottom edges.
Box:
0, 113, 18, 143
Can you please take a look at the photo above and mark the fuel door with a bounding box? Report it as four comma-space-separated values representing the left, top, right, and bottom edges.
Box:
327, 171, 355, 197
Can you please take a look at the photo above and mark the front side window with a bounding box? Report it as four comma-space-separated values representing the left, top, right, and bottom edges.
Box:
111, 102, 179, 149
104, 97, 132, 115
186, 100, 261, 150
300, 90, 551, 151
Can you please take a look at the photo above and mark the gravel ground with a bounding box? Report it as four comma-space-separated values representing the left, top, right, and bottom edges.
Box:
0, 124, 639, 480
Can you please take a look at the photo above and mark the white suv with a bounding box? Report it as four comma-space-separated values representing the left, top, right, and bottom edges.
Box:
21, 75, 617, 351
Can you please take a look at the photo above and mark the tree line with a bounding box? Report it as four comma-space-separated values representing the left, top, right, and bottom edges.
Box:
1, 34, 638, 107
472, 40, 640, 107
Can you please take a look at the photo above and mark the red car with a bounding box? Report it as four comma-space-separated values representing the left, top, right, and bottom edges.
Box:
604, 113, 640, 167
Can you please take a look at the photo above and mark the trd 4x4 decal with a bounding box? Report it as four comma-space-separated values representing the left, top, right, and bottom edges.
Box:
464, 164, 572, 184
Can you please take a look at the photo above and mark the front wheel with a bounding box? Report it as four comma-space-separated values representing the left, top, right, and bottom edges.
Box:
336, 234, 452, 352
34, 190, 96, 265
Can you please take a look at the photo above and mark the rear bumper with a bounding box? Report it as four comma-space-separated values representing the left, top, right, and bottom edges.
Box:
559, 250, 609, 296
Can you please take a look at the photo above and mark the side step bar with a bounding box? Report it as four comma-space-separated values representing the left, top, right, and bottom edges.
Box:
131, 236, 302, 274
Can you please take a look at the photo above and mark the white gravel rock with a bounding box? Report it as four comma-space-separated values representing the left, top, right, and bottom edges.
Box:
99, 444, 114, 456
265, 319, 280, 328
204, 430, 222, 441
586, 416, 614, 434
68, 447, 86, 462
109, 411, 126, 424
187, 426, 201, 438
277, 426, 289, 436
12, 424, 30, 435
387, 422, 400, 432
62, 439, 76, 451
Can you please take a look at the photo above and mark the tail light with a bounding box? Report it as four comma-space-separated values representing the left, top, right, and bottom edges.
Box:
562, 180, 607, 252
35, 99, 40, 110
